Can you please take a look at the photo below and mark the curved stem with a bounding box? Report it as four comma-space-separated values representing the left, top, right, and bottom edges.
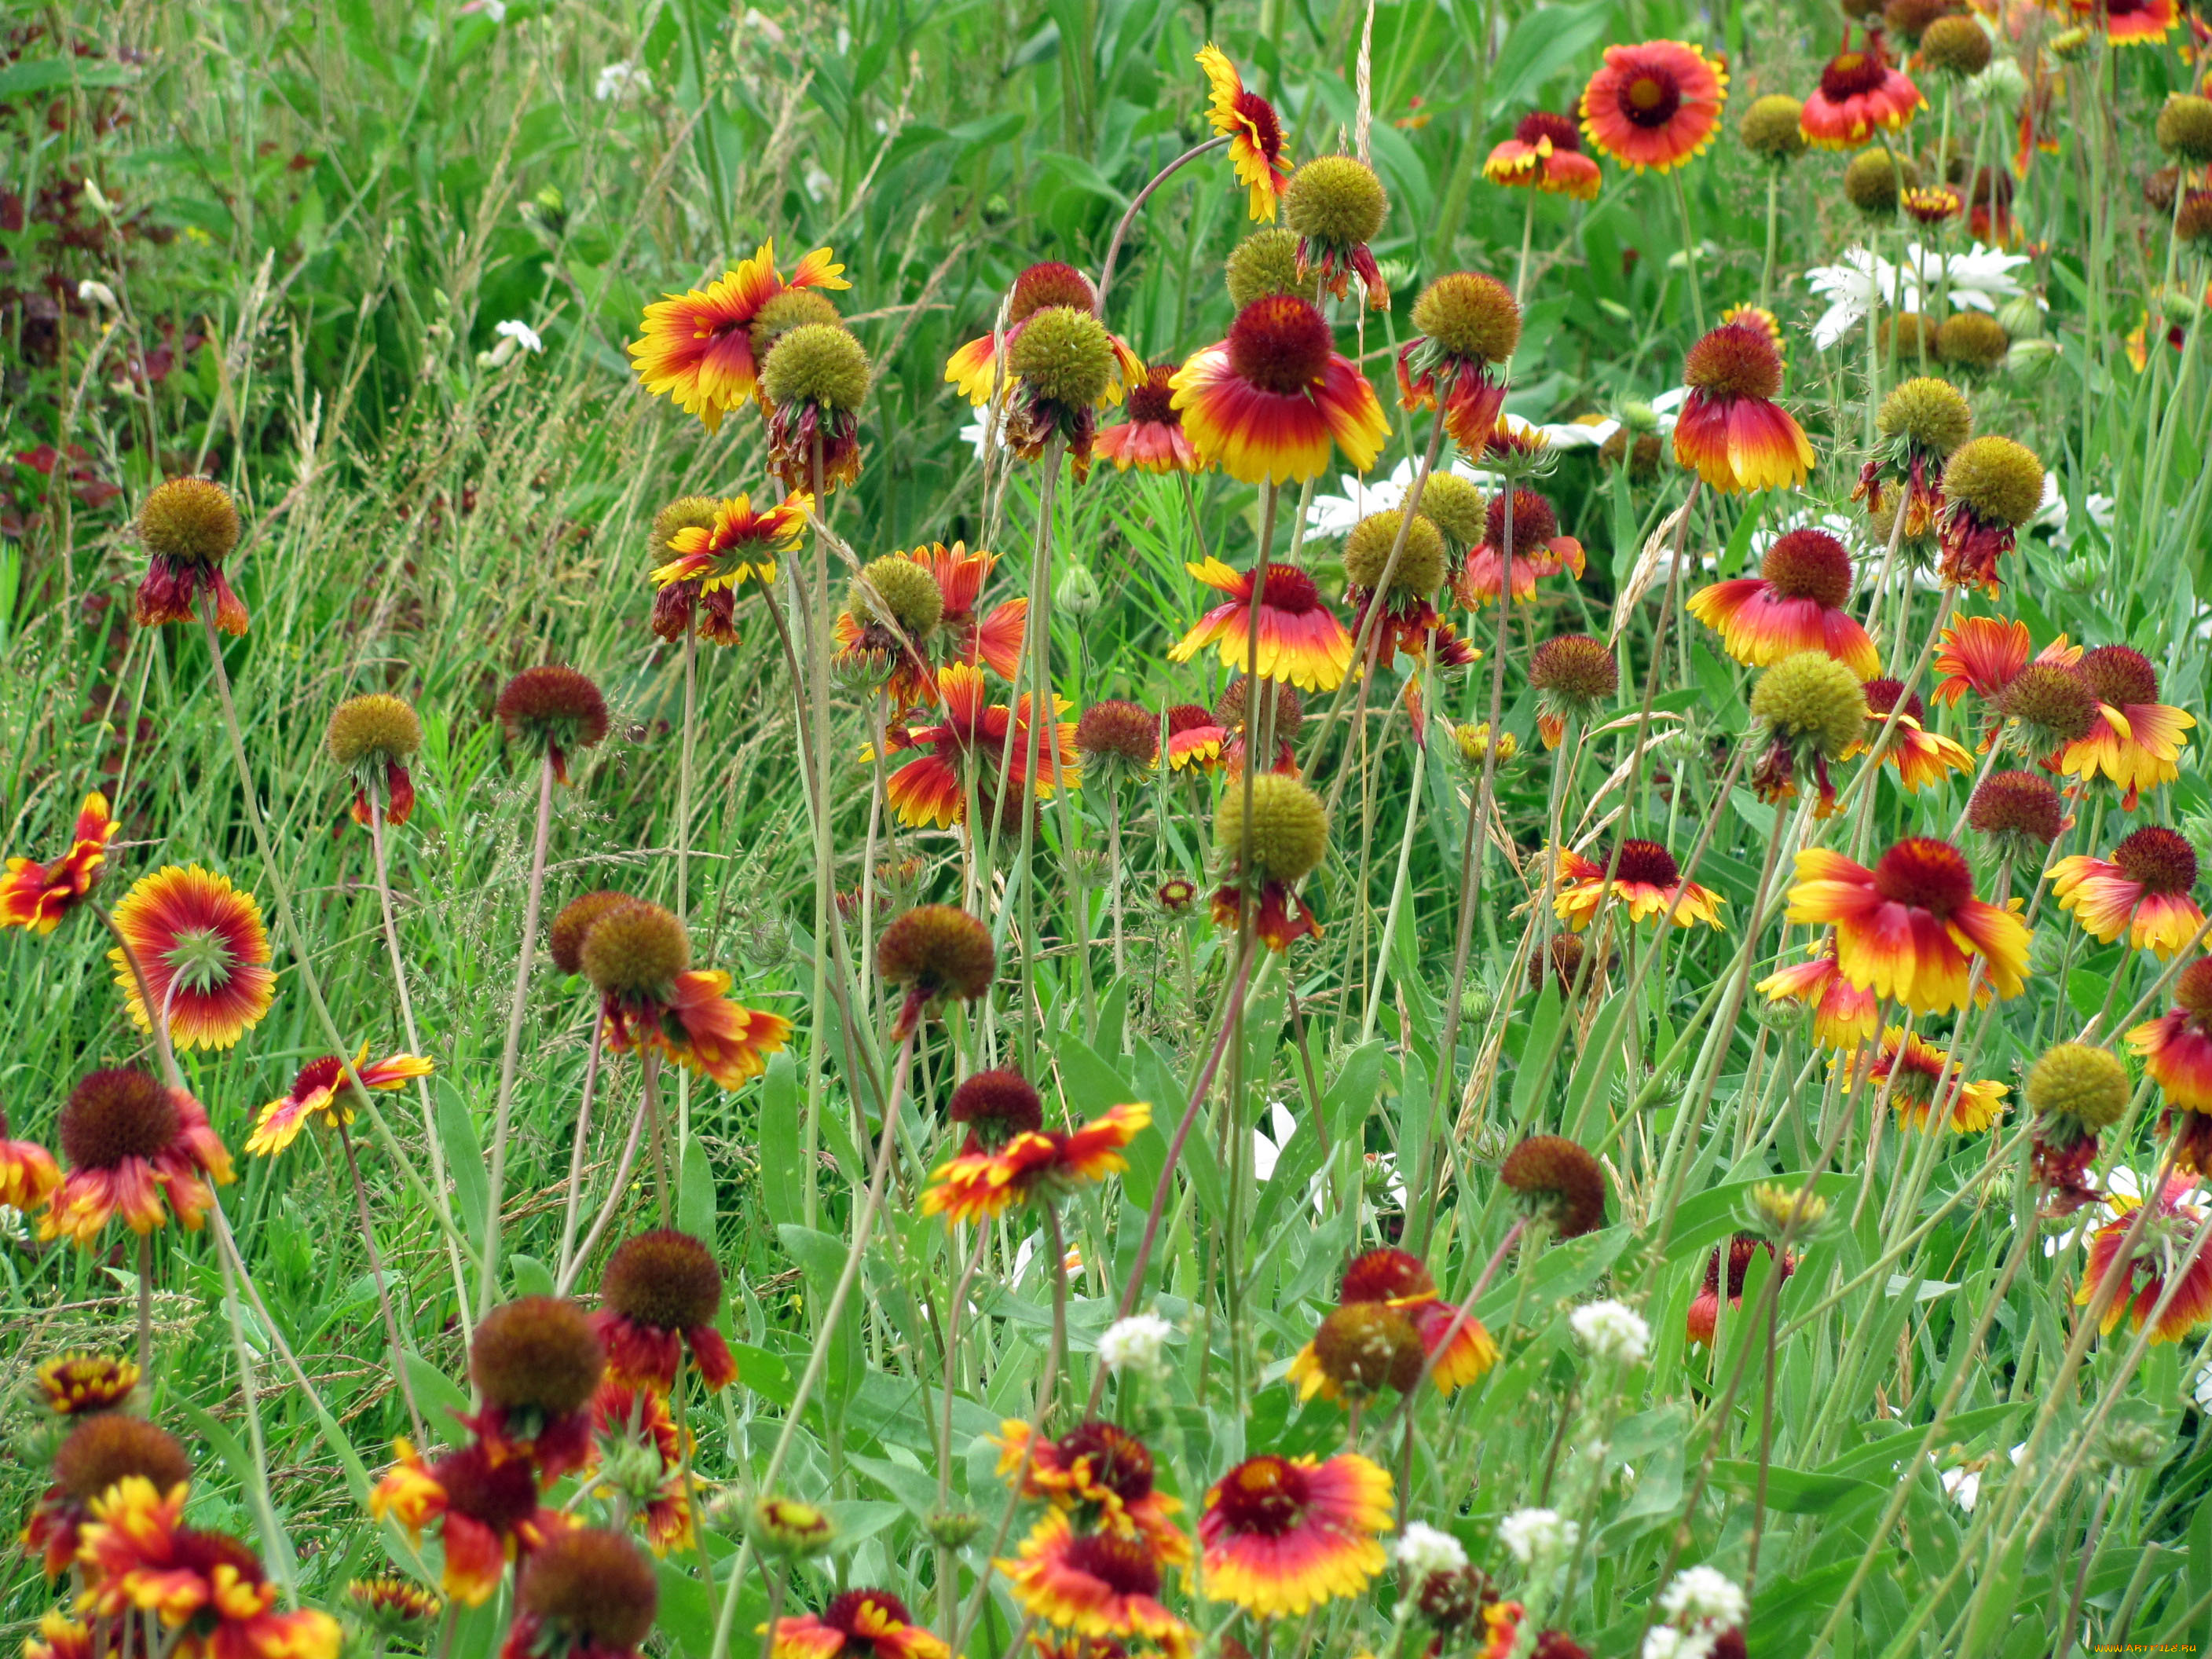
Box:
1094, 134, 1232, 312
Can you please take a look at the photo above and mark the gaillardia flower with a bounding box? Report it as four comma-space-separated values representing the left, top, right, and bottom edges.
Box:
2, 791, 116, 933
651, 493, 808, 610
1936, 435, 2044, 594
1785, 837, 2031, 1013
594, 1228, 739, 1393
1199, 1452, 1393, 1618
1756, 936, 1880, 1049
504, 1527, 659, 1659
348, 1577, 445, 1635
497, 665, 610, 786
1342, 511, 1474, 670
1168, 558, 1353, 691
1747, 651, 1869, 815
1282, 155, 1390, 306
991, 1419, 1189, 1562
1096, 364, 1201, 474
1166, 703, 1228, 772
1553, 838, 1724, 929
1198, 45, 1292, 219
465, 1295, 606, 1479
1287, 1301, 1426, 1402
1968, 769, 2067, 863
580, 900, 792, 1089
370, 1439, 572, 1605
878, 904, 997, 1038
837, 544, 1027, 705
760, 323, 870, 493
550, 889, 632, 976
1799, 33, 1925, 147
328, 696, 423, 829
1484, 110, 1602, 200
1397, 272, 1520, 451
246, 1045, 433, 1156
1672, 319, 1815, 493
77, 1477, 342, 1659
628, 240, 848, 430
1579, 41, 1728, 172
647, 497, 739, 646
2057, 645, 2196, 810
945, 263, 1138, 408
1858, 1025, 2009, 1130
42, 1068, 232, 1244
1529, 633, 1617, 747
881, 662, 1076, 830
588, 1382, 695, 1555
1288, 1247, 1500, 1399
2027, 1042, 2133, 1214
2078, 1176, 2212, 1344
920, 1102, 1151, 1224
108, 864, 275, 1053
1170, 295, 1389, 485
2130, 958, 2212, 1131
1498, 1134, 1609, 1236
1458, 487, 1586, 607
2051, 827, 2204, 958
1686, 1236, 1794, 1344
34, 1352, 141, 1419
1931, 613, 2081, 736
1688, 528, 1877, 676
998, 1514, 1192, 1655
1853, 679, 1974, 792
24, 1414, 192, 1577
1213, 772, 1330, 949
998, 305, 1140, 479
134, 476, 247, 634
2075, 0, 2177, 45
769, 1589, 951, 1659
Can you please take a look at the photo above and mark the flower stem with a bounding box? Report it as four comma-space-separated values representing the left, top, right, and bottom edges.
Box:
338, 1119, 428, 1443
481, 749, 557, 1318
555, 1023, 606, 1280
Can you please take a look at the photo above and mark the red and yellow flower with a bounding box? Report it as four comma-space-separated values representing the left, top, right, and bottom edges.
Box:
1483, 110, 1603, 200
1852, 678, 1975, 792
1096, 364, 1203, 474
1199, 1452, 1393, 1618
76, 1476, 342, 1659
1286, 1247, 1499, 1399
605, 965, 791, 1091
1799, 35, 1925, 147
2051, 827, 2204, 958
2130, 958, 2212, 1119
1688, 529, 1877, 676
42, 1069, 233, 1245
1168, 559, 1353, 692
881, 662, 1076, 830
1686, 1236, 1794, 1344
1197, 46, 1291, 219
1785, 837, 2031, 1013
2078, 1176, 2212, 1343
1578, 41, 1728, 172
944, 264, 1142, 408
1672, 319, 1815, 493
1165, 704, 1228, 772
35, 1353, 141, 1418
1170, 295, 1389, 486
628, 241, 848, 430
921, 1102, 1150, 1225
107, 864, 275, 1053
2, 792, 116, 934
1756, 936, 1881, 1049
998, 1514, 1192, 1657
1930, 613, 2081, 741
2076, 0, 2177, 44
0, 1111, 60, 1213
24, 1414, 193, 1579
2056, 645, 2196, 810
991, 1420, 1190, 1566
370, 1440, 572, 1605
1457, 488, 1586, 608
834, 543, 1027, 706
1855, 1024, 2009, 1130
1553, 839, 1725, 930
768, 1589, 951, 1659
246, 1046, 433, 1157
651, 493, 809, 603
591, 1229, 739, 1395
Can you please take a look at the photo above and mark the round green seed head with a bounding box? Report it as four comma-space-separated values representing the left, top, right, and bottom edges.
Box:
580, 900, 691, 998
1920, 14, 1993, 75
1411, 272, 1521, 364
1225, 228, 1306, 309
1283, 156, 1388, 247
139, 476, 241, 564
758, 322, 870, 412
1878, 377, 1973, 453
749, 287, 842, 358
1007, 305, 1117, 408
1216, 772, 1330, 884
1342, 510, 1446, 595
1936, 310, 2009, 370
650, 496, 720, 560
1415, 474, 1485, 551
327, 694, 423, 767
1740, 93, 1808, 159
1944, 434, 2045, 527
847, 555, 944, 637
2157, 94, 2212, 163
1844, 148, 1917, 214
1750, 652, 1870, 759
2025, 1042, 2130, 1130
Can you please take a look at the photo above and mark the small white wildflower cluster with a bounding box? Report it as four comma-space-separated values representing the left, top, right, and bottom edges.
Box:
478, 319, 545, 370
1498, 1507, 1578, 1571
1569, 1298, 1651, 1368
595, 60, 654, 103
1097, 1311, 1174, 1376
1395, 1522, 1468, 1580
1640, 1566, 1747, 1659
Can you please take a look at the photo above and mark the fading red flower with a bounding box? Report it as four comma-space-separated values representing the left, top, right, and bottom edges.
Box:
920, 1103, 1150, 1225
1, 791, 115, 934
246, 1046, 433, 1157
370, 1440, 573, 1606
592, 1229, 739, 1393
42, 1069, 233, 1245
1672, 320, 1815, 493
1458, 488, 1586, 607
1786, 837, 2030, 1013
1756, 935, 1880, 1049
769, 1589, 951, 1659
1800, 35, 1925, 147
2057, 645, 2196, 810
1687, 529, 1877, 676
1095, 364, 1201, 474
1483, 110, 1602, 199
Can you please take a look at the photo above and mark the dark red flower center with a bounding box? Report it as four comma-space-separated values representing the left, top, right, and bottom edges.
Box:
1212, 1455, 1312, 1536
950, 1068, 1046, 1148
1063, 1533, 1162, 1598
1819, 49, 1888, 101
1009, 263, 1096, 324
434, 1445, 541, 1532
1683, 322, 1785, 401
1611, 838, 1682, 888
2075, 644, 2160, 709
1968, 770, 2064, 844
825, 1589, 916, 1639
1514, 110, 1583, 150
2114, 826, 2198, 895
602, 1229, 723, 1331
1226, 295, 1335, 395
1165, 704, 1216, 736
1055, 1421, 1155, 1503
291, 1055, 346, 1102
1340, 1246, 1434, 1304
2176, 959, 2212, 1021
1127, 364, 1178, 425
1760, 529, 1855, 608
1485, 487, 1559, 558
1860, 677, 1925, 723
1248, 561, 1324, 614
1871, 837, 1974, 917
60, 1068, 179, 1169
1618, 64, 1684, 128
1234, 90, 1286, 162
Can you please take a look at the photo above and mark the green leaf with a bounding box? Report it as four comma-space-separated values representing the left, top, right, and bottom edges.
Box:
403, 1352, 471, 1428
1485, 0, 1614, 119
437, 1080, 488, 1245
0, 58, 137, 97
509, 1253, 555, 1298
680, 1133, 716, 1242
758, 1050, 802, 1232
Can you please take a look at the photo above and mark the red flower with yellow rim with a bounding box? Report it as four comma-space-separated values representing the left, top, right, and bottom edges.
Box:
628, 241, 848, 430
1197, 46, 1292, 219
1672, 320, 1815, 494
586, 1383, 695, 1554
768, 1589, 951, 1659
1553, 839, 1725, 930
370, 1439, 573, 1606
1457, 487, 1586, 607
1198, 1452, 1393, 1619
1168, 559, 1353, 692
1687, 528, 1877, 676
600, 968, 792, 1091
998, 1514, 1193, 1659
42, 1068, 233, 1245
1165, 705, 1228, 772
35, 1353, 140, 1418
2050, 827, 2204, 959
1930, 613, 2080, 744
1756, 936, 1880, 1049
107, 865, 275, 1053
2056, 646, 2196, 810
1578, 41, 1728, 173
2, 791, 115, 934
0, 1111, 60, 1213
1785, 837, 2031, 1013
1483, 111, 1603, 200
246, 1045, 434, 1157
2078, 1176, 2212, 1343
880, 662, 1077, 830
2130, 958, 2212, 1124
1096, 364, 1203, 474
2075, 0, 2177, 43
652, 492, 809, 602
991, 1420, 1191, 1567
834, 543, 1028, 705
920, 1102, 1150, 1225
1799, 35, 1925, 147
76, 1476, 342, 1659
944, 265, 1143, 408
1850, 1024, 2009, 1131
1286, 1246, 1499, 1400
1687, 1235, 1795, 1344
1851, 678, 1975, 792
1170, 295, 1389, 486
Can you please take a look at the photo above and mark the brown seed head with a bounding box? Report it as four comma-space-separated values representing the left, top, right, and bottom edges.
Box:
470, 1295, 606, 1418
580, 901, 691, 998
1310, 1302, 1425, 1395
53, 1415, 193, 1503
516, 1527, 659, 1651
60, 1068, 179, 1170
549, 890, 632, 976
877, 905, 996, 1001
602, 1229, 723, 1332
1498, 1135, 1607, 1236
